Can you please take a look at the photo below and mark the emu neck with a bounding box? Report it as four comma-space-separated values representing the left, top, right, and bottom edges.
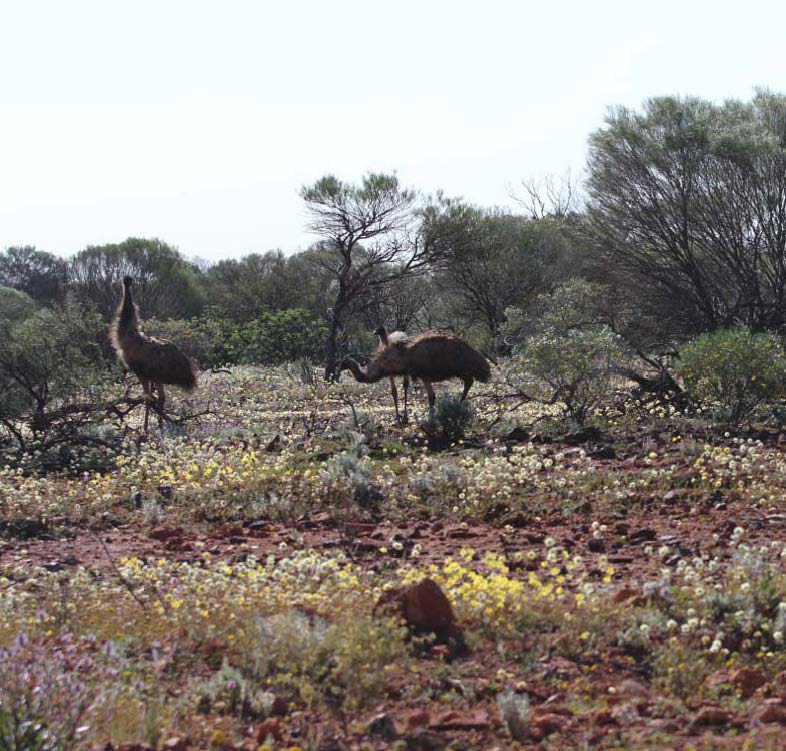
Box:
116, 284, 139, 338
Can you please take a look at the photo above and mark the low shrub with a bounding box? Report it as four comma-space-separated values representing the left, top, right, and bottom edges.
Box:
518, 325, 626, 425
676, 327, 786, 425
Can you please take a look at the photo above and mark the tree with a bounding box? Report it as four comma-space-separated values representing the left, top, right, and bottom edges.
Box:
300, 173, 443, 379
69, 237, 205, 320
435, 208, 572, 341
204, 250, 300, 322
585, 91, 786, 342
0, 246, 67, 304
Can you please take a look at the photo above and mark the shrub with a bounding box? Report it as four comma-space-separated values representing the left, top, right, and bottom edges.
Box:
676, 328, 786, 425
239, 308, 326, 365
518, 325, 626, 425
145, 307, 326, 369
423, 394, 473, 444
0, 300, 111, 464
0, 632, 122, 751
145, 311, 241, 369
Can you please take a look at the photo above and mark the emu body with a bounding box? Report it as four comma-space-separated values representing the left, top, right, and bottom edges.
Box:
110, 276, 196, 431
342, 330, 490, 416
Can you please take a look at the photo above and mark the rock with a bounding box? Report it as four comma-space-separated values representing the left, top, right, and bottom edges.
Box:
254, 718, 283, 743
689, 707, 732, 731
758, 704, 786, 723
628, 528, 657, 544
157, 485, 174, 499
731, 667, 766, 698
366, 712, 397, 739
149, 526, 180, 542
530, 711, 569, 736
613, 586, 640, 604
270, 695, 288, 716
588, 538, 606, 553
129, 490, 143, 508
406, 709, 432, 729
663, 490, 677, 503
431, 709, 490, 730
403, 730, 448, 751
592, 709, 616, 726
374, 578, 458, 635
589, 445, 616, 460
162, 739, 188, 751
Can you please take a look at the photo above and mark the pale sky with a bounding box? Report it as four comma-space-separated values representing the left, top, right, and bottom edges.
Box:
1, 0, 784, 261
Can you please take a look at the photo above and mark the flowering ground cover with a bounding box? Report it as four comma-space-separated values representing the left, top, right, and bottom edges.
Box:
3, 367, 786, 749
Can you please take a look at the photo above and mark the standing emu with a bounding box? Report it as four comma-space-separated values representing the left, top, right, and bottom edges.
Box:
373, 325, 411, 423
110, 276, 197, 432
341, 331, 491, 417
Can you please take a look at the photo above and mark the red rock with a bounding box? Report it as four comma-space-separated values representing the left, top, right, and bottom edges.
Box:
270, 695, 288, 716
689, 707, 732, 731
374, 578, 457, 634
149, 526, 180, 541
592, 709, 617, 726
731, 667, 766, 698
530, 711, 569, 735
254, 718, 282, 743
431, 709, 490, 730
430, 645, 450, 658
759, 704, 786, 724
613, 586, 640, 604
406, 709, 432, 729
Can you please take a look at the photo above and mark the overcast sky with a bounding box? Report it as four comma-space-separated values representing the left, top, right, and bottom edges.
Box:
1, 0, 784, 262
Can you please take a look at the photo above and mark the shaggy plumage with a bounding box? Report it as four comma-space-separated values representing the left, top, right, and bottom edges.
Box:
111, 276, 196, 430
373, 326, 411, 423
342, 330, 491, 414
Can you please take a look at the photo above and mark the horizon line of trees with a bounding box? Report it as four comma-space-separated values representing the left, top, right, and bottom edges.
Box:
4, 89, 786, 376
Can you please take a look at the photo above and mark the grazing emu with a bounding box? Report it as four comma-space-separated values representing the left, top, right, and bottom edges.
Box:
110, 276, 197, 432
373, 325, 411, 423
341, 331, 491, 416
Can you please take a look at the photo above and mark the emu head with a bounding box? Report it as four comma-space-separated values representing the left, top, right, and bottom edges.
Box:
372, 325, 387, 339
122, 275, 134, 288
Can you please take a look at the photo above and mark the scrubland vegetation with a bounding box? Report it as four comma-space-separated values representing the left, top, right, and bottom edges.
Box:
5, 91, 786, 749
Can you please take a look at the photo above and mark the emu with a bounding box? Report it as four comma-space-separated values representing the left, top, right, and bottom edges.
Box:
110, 276, 196, 432
341, 330, 490, 417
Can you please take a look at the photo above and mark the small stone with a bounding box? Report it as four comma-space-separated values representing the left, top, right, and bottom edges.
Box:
731, 667, 766, 698
759, 704, 786, 723
689, 706, 731, 731
530, 711, 569, 736
374, 578, 458, 635
366, 712, 397, 739
406, 709, 432, 729
628, 528, 657, 544
588, 538, 606, 553
162, 738, 188, 751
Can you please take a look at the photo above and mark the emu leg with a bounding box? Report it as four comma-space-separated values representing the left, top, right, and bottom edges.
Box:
389, 376, 400, 423
138, 376, 152, 433
423, 379, 436, 419
460, 376, 474, 402
402, 374, 410, 423
156, 383, 166, 429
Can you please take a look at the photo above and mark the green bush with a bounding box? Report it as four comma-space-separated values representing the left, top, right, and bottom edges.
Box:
423, 394, 473, 443
146, 307, 326, 368
518, 325, 626, 425
239, 308, 326, 365
676, 328, 786, 425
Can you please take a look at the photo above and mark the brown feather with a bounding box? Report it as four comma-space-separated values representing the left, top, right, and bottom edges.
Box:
342, 331, 491, 385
